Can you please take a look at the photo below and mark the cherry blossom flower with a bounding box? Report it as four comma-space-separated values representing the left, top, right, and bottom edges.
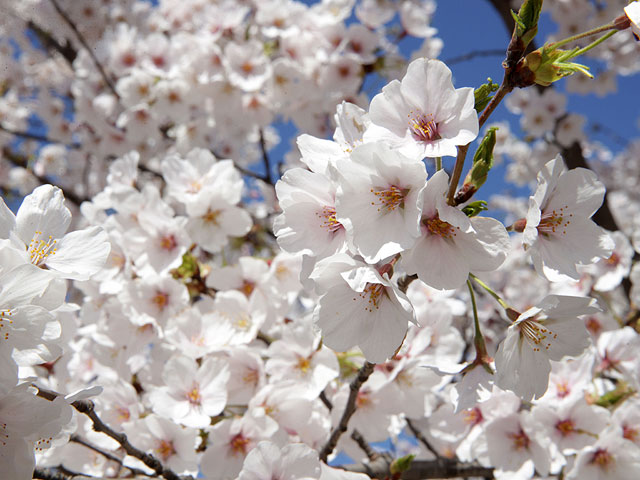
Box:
494, 295, 599, 401
312, 256, 416, 363
149, 354, 229, 428
334, 141, 427, 263
365, 58, 478, 158
625, 2, 640, 41
400, 169, 510, 290
237, 441, 321, 480
522, 156, 614, 281
0, 185, 110, 281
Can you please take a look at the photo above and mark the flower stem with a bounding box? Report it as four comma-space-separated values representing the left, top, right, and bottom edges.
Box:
435, 156, 442, 171
567, 30, 617, 58
547, 22, 616, 50
469, 273, 511, 312
446, 78, 512, 206
467, 279, 488, 356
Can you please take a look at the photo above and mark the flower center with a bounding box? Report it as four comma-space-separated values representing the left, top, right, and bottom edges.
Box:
370, 185, 408, 213
408, 112, 441, 142
537, 206, 573, 237
297, 356, 311, 373
156, 439, 176, 460
159, 234, 178, 251
555, 419, 575, 437
508, 429, 530, 451
355, 283, 385, 312
230, 433, 250, 455
203, 209, 222, 225
590, 448, 614, 469
519, 319, 557, 352
623, 425, 639, 443
28, 231, 58, 266
152, 290, 169, 311
0, 309, 13, 341
186, 385, 202, 405
424, 214, 458, 240
463, 407, 484, 426
316, 206, 344, 234
555, 380, 570, 398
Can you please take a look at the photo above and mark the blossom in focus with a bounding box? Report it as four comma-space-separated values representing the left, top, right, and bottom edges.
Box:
237, 441, 321, 480
400, 169, 510, 290
522, 156, 614, 281
365, 58, 478, 158
312, 256, 416, 363
625, 1, 640, 41
494, 295, 599, 401
0, 185, 111, 281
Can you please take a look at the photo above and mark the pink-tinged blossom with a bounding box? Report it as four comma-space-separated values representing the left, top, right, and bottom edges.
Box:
484, 412, 552, 477
625, 2, 640, 41
523, 156, 614, 281
0, 383, 72, 480
565, 427, 640, 480
365, 58, 478, 158
149, 354, 229, 428
274, 167, 346, 259
0, 185, 110, 281
494, 295, 599, 401
334, 141, 427, 263
237, 441, 321, 480
0, 262, 61, 393
400, 169, 510, 290
124, 414, 198, 476
312, 256, 416, 363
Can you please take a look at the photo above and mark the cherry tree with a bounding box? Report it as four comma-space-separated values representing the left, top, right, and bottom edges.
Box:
1, 0, 640, 479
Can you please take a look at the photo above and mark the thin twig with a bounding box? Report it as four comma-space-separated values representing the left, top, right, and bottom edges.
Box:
406, 418, 441, 459
258, 129, 273, 185
48, 0, 119, 99
2, 146, 88, 205
34, 386, 190, 480
0, 124, 81, 148
350, 430, 378, 461
26, 20, 77, 64
319, 361, 375, 462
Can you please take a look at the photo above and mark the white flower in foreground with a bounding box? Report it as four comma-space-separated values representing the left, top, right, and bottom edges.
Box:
238, 441, 320, 480
312, 256, 416, 363
522, 156, 614, 281
494, 295, 599, 401
566, 427, 640, 480
149, 354, 229, 428
0, 185, 110, 280
625, 1, 640, 41
334, 142, 427, 263
365, 58, 478, 158
0, 383, 72, 480
0, 262, 61, 393
401, 169, 510, 290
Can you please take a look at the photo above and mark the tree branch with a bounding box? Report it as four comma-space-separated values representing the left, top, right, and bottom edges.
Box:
34, 386, 190, 480
2, 146, 88, 205
48, 0, 119, 99
0, 124, 81, 149
258, 129, 273, 185
26, 20, 77, 64
319, 361, 375, 462
405, 418, 441, 460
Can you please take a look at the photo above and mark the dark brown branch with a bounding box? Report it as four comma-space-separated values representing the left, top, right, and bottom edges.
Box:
258, 129, 274, 185
35, 386, 190, 480
69, 435, 152, 477
405, 418, 441, 459
26, 20, 77, 64
33, 467, 150, 480
319, 361, 375, 462
48, 0, 119, 99
2, 146, 88, 205
342, 456, 494, 479
351, 430, 378, 461
0, 124, 81, 148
